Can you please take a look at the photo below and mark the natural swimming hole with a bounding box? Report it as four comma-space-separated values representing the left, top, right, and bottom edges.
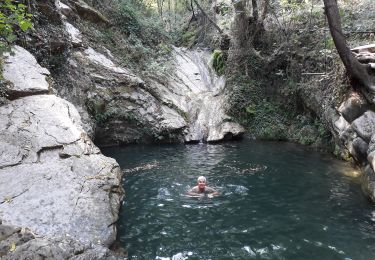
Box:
103, 141, 375, 259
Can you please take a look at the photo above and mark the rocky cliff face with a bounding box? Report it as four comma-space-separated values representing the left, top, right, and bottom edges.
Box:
25, 0, 243, 146
300, 44, 375, 201
0, 46, 123, 258
0, 0, 244, 257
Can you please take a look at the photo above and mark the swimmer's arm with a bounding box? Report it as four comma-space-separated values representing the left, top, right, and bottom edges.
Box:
206, 187, 220, 196
186, 187, 202, 197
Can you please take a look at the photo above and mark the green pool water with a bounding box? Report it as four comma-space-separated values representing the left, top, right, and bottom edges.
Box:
103, 141, 375, 260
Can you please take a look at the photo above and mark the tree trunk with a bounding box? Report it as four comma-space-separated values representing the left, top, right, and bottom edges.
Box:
252, 0, 259, 20
192, 0, 223, 34
323, 0, 375, 92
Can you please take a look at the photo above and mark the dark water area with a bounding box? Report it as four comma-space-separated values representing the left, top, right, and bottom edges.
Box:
103, 141, 375, 260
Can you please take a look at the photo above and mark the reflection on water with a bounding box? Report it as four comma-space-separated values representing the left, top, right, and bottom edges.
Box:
103, 141, 375, 260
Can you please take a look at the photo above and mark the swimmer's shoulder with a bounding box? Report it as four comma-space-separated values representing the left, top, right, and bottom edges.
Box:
205, 186, 217, 193
190, 186, 199, 192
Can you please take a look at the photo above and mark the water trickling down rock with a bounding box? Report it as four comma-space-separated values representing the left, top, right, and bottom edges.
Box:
165, 47, 245, 143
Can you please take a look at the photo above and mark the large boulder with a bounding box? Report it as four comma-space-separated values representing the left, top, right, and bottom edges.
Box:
351, 111, 375, 143
338, 91, 369, 123
0, 95, 122, 246
0, 46, 123, 258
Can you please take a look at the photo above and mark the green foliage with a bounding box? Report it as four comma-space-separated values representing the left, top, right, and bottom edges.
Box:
157, 42, 172, 55
180, 29, 196, 46
245, 104, 256, 116
86, 99, 138, 125
88, 0, 173, 75
0, 0, 32, 43
212, 49, 226, 75
216, 2, 231, 16
244, 100, 288, 141
116, 0, 169, 44
0, 0, 33, 91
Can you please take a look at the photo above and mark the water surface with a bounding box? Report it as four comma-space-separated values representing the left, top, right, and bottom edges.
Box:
103, 141, 375, 260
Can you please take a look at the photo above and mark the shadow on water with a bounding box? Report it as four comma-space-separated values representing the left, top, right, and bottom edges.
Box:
102, 140, 375, 260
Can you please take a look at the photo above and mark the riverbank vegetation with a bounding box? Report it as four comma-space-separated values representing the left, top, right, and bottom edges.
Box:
3, 0, 373, 152
91, 0, 373, 152
221, 0, 373, 152
0, 0, 33, 105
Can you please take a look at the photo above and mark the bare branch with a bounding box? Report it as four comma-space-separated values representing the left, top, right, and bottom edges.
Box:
192, 0, 223, 34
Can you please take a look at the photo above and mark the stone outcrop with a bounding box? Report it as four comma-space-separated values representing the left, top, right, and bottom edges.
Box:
301, 44, 375, 202
67, 0, 110, 24
0, 0, 243, 256
2, 46, 50, 99
0, 46, 123, 258
29, 0, 244, 146
167, 47, 244, 143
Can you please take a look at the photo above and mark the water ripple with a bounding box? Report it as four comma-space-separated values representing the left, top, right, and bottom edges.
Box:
105, 141, 375, 259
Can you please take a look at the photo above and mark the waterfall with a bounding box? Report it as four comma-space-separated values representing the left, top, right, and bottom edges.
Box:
167, 47, 244, 143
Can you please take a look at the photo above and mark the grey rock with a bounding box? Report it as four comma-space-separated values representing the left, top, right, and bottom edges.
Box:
3, 46, 50, 99
50, 39, 243, 144
333, 115, 352, 142
361, 164, 375, 201
351, 137, 368, 163
69, 0, 110, 24
71, 47, 188, 145
0, 95, 123, 257
56, 0, 76, 18
64, 21, 83, 47
352, 111, 375, 143
338, 91, 369, 123
164, 47, 244, 142
1, 235, 118, 260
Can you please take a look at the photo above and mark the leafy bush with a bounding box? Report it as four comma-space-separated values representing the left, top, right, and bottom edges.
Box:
180, 29, 196, 46
0, 0, 32, 45
212, 49, 226, 75
0, 0, 32, 104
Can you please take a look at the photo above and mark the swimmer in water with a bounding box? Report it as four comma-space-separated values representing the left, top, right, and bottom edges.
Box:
187, 176, 220, 198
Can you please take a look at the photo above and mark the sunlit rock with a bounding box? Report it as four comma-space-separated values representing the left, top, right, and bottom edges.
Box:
82, 47, 129, 74
168, 47, 244, 143
56, 0, 76, 18
0, 46, 123, 258
342, 169, 361, 178
2, 46, 50, 99
64, 22, 83, 47
338, 91, 368, 123
0, 95, 123, 246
